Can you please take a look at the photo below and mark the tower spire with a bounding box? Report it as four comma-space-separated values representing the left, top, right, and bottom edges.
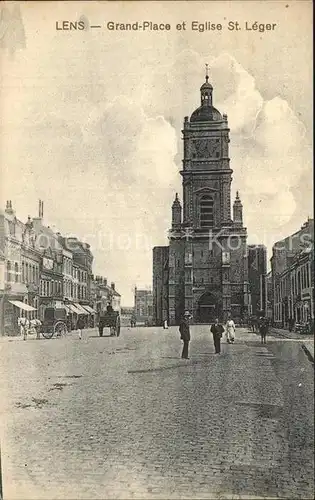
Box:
233, 192, 243, 227
205, 63, 209, 82
172, 193, 182, 229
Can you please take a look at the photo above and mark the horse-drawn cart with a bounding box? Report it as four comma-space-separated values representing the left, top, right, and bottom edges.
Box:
41, 307, 68, 339
98, 311, 121, 337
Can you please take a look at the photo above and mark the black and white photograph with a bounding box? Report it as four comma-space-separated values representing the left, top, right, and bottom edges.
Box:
0, 1, 313, 499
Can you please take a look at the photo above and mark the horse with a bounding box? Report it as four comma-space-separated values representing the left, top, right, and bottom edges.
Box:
30, 318, 42, 338
18, 317, 30, 340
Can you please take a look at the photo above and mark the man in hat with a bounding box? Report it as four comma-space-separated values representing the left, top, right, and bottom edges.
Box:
210, 318, 225, 354
179, 311, 191, 359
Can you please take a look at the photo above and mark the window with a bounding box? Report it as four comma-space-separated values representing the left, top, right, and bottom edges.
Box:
297, 271, 301, 294
15, 262, 19, 282
6, 261, 12, 282
306, 263, 310, 288
200, 195, 214, 228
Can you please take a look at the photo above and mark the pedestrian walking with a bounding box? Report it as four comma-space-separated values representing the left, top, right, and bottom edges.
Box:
77, 315, 85, 340
210, 319, 225, 354
259, 317, 268, 344
288, 317, 295, 332
225, 315, 236, 343
179, 311, 191, 359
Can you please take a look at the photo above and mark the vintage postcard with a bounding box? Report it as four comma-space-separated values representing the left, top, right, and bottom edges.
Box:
0, 1, 313, 499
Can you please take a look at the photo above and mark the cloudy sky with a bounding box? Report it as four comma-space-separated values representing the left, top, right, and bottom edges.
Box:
1, 1, 313, 305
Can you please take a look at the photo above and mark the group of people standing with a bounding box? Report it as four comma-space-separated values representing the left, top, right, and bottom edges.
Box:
179, 312, 236, 359
179, 312, 269, 359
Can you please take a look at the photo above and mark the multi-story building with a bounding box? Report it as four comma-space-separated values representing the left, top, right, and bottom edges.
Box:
271, 218, 314, 327
110, 282, 121, 314
152, 246, 169, 326
29, 202, 65, 320
20, 216, 42, 318
66, 237, 93, 306
134, 287, 153, 325
1, 199, 121, 334
91, 276, 121, 323
153, 69, 249, 325
247, 245, 267, 316
0, 201, 38, 335
265, 271, 273, 320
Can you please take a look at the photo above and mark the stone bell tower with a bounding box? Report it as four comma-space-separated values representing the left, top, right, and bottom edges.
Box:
168, 66, 249, 324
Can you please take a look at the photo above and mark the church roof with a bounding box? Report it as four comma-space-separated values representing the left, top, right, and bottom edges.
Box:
190, 105, 222, 123
190, 68, 222, 123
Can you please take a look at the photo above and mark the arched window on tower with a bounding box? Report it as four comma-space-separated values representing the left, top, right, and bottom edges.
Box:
200, 195, 214, 228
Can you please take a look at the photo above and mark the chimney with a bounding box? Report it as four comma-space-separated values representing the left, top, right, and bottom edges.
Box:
111, 282, 115, 291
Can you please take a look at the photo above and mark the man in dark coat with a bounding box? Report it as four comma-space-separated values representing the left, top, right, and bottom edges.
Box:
179, 311, 191, 359
210, 318, 225, 354
259, 317, 269, 344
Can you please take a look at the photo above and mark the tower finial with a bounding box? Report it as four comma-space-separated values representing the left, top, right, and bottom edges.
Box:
205, 63, 209, 82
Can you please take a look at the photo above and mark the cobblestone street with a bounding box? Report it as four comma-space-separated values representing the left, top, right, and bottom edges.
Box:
0, 326, 314, 500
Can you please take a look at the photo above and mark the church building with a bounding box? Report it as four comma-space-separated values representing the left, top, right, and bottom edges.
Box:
153, 69, 250, 326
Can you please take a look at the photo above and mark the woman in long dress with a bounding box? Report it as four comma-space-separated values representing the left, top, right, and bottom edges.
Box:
225, 314, 236, 344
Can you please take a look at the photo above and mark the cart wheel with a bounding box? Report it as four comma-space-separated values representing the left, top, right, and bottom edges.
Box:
54, 321, 67, 337
116, 317, 121, 337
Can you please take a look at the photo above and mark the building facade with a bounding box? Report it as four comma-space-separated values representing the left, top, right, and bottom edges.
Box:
247, 245, 267, 316
0, 202, 39, 334
1, 200, 121, 334
154, 71, 250, 325
271, 219, 314, 327
134, 287, 153, 325
91, 276, 121, 324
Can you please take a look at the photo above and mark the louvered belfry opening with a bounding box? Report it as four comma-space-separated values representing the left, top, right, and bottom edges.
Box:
200, 195, 214, 227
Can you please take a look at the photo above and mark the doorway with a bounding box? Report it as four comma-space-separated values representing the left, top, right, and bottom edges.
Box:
197, 293, 219, 323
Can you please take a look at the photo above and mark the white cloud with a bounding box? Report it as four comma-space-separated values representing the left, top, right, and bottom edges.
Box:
1, 46, 312, 304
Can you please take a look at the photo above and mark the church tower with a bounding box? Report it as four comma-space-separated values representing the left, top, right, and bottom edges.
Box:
168, 67, 249, 324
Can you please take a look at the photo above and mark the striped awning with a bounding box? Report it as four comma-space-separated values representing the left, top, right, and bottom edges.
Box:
66, 303, 83, 315
74, 303, 89, 315
8, 300, 37, 312
82, 305, 97, 314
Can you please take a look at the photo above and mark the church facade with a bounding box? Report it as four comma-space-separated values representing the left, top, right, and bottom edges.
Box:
153, 72, 250, 326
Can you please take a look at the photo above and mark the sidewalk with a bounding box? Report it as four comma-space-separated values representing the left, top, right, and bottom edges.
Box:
0, 328, 97, 343
270, 326, 314, 362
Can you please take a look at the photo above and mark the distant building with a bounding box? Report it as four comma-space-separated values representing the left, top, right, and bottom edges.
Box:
247, 245, 267, 316
271, 219, 314, 327
92, 276, 121, 322
265, 271, 273, 320
152, 246, 169, 326
134, 287, 153, 325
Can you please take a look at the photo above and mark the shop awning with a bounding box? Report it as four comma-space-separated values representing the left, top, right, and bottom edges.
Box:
8, 300, 37, 312
82, 305, 97, 314
74, 303, 89, 315
67, 303, 83, 315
